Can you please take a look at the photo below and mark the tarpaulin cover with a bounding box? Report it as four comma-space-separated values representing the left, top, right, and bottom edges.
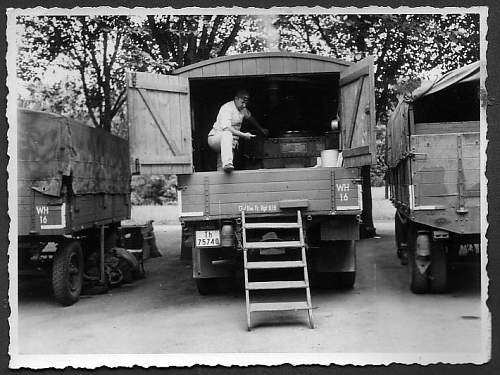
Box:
18, 108, 130, 197
386, 61, 480, 168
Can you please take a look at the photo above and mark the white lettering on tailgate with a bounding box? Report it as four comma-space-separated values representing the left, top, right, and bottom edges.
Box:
336, 183, 350, 192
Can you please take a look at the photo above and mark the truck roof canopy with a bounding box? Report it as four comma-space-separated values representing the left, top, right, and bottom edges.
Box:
410, 61, 480, 100
386, 61, 480, 168
173, 52, 352, 78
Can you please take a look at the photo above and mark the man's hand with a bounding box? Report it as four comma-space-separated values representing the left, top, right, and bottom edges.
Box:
243, 132, 256, 140
241, 108, 251, 119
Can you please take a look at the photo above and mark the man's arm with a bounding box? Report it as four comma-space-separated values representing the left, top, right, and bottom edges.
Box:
227, 126, 255, 140
218, 104, 255, 139
241, 109, 269, 137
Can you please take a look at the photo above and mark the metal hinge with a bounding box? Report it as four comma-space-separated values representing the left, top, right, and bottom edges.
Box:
406, 150, 427, 160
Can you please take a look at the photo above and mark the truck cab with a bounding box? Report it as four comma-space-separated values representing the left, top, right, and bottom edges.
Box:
127, 52, 376, 294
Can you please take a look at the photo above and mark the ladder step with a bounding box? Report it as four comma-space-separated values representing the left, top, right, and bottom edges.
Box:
246, 260, 305, 269
249, 301, 310, 312
244, 241, 302, 249
247, 281, 307, 290
244, 222, 300, 229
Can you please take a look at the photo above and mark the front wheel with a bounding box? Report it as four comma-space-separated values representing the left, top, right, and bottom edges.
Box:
395, 212, 408, 264
52, 241, 84, 306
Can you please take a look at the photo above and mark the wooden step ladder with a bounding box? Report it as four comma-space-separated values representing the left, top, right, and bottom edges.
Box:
241, 210, 314, 331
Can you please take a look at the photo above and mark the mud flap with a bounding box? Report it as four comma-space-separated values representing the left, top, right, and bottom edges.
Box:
415, 256, 431, 275
192, 246, 234, 279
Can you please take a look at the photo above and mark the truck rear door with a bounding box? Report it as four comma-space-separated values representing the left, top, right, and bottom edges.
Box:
339, 56, 376, 168
127, 72, 193, 175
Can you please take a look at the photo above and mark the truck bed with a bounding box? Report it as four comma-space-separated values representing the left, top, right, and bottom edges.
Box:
17, 109, 130, 236
178, 167, 361, 220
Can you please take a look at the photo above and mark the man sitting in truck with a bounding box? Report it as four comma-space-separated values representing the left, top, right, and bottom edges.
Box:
207, 90, 268, 172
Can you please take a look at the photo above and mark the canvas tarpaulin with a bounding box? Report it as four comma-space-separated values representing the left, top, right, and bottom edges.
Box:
386, 61, 480, 168
18, 108, 130, 197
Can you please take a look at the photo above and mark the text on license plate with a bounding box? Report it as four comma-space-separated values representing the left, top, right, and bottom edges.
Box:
195, 230, 221, 247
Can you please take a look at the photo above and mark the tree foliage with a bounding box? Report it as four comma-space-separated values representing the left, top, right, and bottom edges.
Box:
277, 14, 480, 123
130, 15, 244, 69
18, 16, 135, 132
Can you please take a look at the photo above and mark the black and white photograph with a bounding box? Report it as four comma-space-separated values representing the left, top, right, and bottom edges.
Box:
5, 4, 491, 369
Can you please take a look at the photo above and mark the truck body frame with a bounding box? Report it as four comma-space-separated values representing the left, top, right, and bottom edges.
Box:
17, 109, 131, 305
127, 52, 376, 293
386, 62, 481, 293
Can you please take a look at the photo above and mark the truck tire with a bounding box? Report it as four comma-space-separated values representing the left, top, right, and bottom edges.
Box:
395, 212, 408, 264
408, 227, 429, 294
430, 242, 448, 293
52, 241, 84, 306
310, 240, 356, 289
337, 271, 356, 289
310, 272, 336, 289
195, 278, 218, 295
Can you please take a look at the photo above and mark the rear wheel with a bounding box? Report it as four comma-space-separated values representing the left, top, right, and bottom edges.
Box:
195, 278, 218, 295
52, 241, 84, 306
408, 227, 429, 294
337, 271, 356, 289
430, 242, 448, 293
310, 240, 356, 289
395, 212, 408, 264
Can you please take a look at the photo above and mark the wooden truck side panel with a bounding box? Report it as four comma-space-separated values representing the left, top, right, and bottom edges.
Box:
410, 129, 480, 234
178, 167, 361, 220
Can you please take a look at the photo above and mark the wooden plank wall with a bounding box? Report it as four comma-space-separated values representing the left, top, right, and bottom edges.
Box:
18, 190, 130, 236
412, 133, 480, 208
128, 73, 192, 175
179, 167, 359, 218
179, 55, 348, 78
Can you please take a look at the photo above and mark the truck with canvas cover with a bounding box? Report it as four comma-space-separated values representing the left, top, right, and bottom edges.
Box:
386, 61, 481, 293
17, 108, 131, 305
127, 52, 376, 295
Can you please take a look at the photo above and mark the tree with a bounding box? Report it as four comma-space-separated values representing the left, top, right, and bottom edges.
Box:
129, 15, 245, 68
278, 14, 479, 123
276, 13, 479, 237
18, 16, 134, 132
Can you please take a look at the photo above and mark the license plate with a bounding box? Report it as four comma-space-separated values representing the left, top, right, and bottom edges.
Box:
195, 230, 221, 247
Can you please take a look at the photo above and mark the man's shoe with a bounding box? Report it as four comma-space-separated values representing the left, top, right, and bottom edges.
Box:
223, 163, 234, 172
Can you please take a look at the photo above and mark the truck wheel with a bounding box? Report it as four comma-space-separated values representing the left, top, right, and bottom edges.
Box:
395, 212, 408, 264
430, 242, 448, 293
408, 228, 429, 294
310, 272, 336, 289
180, 232, 193, 262
196, 278, 218, 295
337, 271, 356, 289
52, 241, 84, 306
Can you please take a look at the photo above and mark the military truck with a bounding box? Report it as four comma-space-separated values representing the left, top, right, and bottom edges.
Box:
127, 52, 376, 296
17, 109, 131, 305
386, 61, 481, 293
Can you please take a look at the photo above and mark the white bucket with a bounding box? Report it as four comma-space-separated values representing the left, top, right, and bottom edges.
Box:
320, 149, 339, 167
